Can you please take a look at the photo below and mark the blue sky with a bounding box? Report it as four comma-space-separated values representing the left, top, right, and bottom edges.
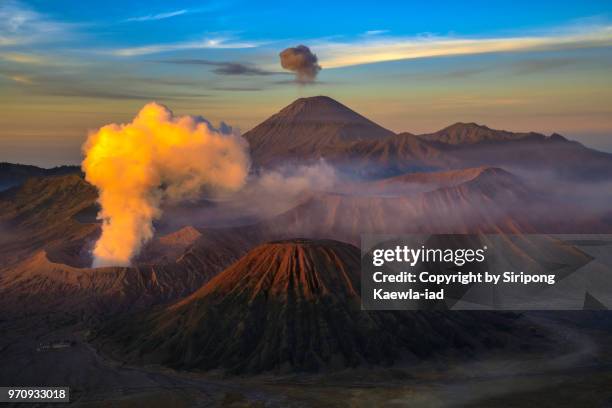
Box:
1, 0, 612, 165
26, 1, 612, 41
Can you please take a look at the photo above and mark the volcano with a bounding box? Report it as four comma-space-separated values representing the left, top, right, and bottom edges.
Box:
242, 97, 612, 180
0, 249, 215, 316
419, 122, 545, 145
96, 239, 535, 375
243, 96, 395, 166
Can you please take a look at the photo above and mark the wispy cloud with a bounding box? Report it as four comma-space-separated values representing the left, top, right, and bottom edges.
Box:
364, 30, 389, 36
0, 67, 212, 100
124, 9, 188, 22
34, 85, 212, 101
10, 74, 33, 84
2, 73, 33, 84
212, 86, 263, 91
0, 0, 72, 47
418, 68, 488, 79
0, 52, 54, 65
511, 57, 581, 75
122, 3, 226, 24
314, 25, 612, 68
111, 37, 261, 57
158, 58, 277, 76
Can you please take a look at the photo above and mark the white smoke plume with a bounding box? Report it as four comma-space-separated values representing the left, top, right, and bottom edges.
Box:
255, 159, 337, 198
82, 102, 250, 267
160, 160, 338, 229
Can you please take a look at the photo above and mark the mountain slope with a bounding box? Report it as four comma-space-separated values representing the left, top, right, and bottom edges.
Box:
328, 132, 451, 175
419, 122, 545, 145
96, 239, 534, 374
372, 166, 495, 188
250, 167, 540, 244
243, 96, 395, 166
135, 226, 203, 265
0, 250, 214, 317
0, 175, 99, 267
0, 162, 80, 191
185, 166, 608, 255
418, 123, 612, 180
243, 97, 612, 180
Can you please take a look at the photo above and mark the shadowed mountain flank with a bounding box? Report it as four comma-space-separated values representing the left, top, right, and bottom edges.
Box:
418, 123, 612, 180
419, 122, 545, 145
243, 96, 395, 166
0, 175, 99, 267
96, 239, 538, 375
241, 97, 612, 181
0, 248, 223, 318
0, 162, 81, 191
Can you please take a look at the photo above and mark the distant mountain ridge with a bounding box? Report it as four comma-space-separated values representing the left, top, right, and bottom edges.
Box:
418, 122, 552, 145
3, 96, 611, 180
242, 96, 612, 180
0, 162, 81, 191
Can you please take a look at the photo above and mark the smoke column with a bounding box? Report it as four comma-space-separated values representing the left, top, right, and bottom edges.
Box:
279, 45, 321, 84
82, 102, 250, 267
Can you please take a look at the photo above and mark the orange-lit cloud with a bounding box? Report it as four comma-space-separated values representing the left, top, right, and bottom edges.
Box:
82, 102, 250, 267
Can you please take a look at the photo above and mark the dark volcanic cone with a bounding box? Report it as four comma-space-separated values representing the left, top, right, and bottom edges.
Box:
96, 239, 537, 375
